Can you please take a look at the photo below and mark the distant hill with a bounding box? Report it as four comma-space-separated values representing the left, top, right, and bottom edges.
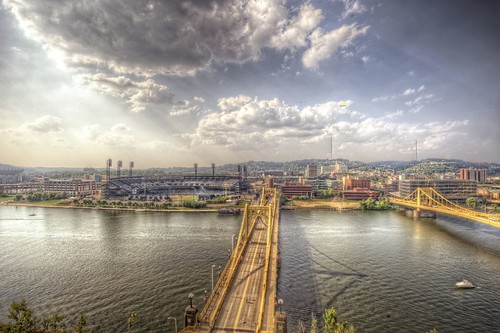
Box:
0, 163, 21, 170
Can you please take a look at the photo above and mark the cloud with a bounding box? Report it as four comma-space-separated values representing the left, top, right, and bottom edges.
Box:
269, 3, 323, 50
80, 74, 176, 112
1, 115, 63, 135
188, 94, 468, 158
403, 88, 416, 96
340, 0, 367, 19
4, 0, 347, 76
191, 95, 350, 148
371, 95, 396, 102
302, 24, 369, 69
82, 123, 135, 148
25, 115, 63, 132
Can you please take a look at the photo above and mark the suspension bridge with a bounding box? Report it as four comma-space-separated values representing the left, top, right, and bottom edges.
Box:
389, 187, 499, 228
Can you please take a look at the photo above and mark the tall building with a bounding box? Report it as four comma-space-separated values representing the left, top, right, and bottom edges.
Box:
305, 164, 318, 178
342, 176, 370, 190
334, 162, 348, 173
320, 165, 334, 175
398, 179, 477, 202
460, 168, 487, 183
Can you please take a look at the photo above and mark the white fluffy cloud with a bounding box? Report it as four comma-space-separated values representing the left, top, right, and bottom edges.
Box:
302, 24, 369, 69
188, 95, 469, 158
2, 115, 63, 135
80, 74, 178, 112
340, 0, 367, 19
82, 123, 135, 148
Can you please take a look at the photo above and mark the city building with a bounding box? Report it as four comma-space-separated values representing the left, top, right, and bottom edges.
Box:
281, 183, 313, 198
460, 168, 487, 183
334, 162, 348, 173
342, 188, 380, 200
320, 165, 334, 175
342, 176, 371, 191
398, 178, 477, 202
305, 164, 318, 178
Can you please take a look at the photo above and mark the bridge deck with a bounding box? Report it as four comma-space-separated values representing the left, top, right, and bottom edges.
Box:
181, 190, 280, 333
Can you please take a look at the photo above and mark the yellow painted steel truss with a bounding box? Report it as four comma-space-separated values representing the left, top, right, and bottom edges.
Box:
389, 187, 499, 228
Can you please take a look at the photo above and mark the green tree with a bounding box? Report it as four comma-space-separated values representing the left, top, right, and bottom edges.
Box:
42, 312, 65, 332
310, 313, 317, 333
466, 197, 477, 208
73, 314, 88, 333
321, 308, 355, 333
127, 311, 137, 333
7, 300, 37, 333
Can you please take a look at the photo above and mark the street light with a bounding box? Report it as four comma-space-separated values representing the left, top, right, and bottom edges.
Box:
188, 293, 194, 308
277, 299, 284, 314
232, 233, 235, 252
167, 317, 177, 333
211, 264, 216, 292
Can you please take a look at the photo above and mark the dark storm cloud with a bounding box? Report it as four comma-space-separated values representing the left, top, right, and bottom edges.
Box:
3, 0, 332, 76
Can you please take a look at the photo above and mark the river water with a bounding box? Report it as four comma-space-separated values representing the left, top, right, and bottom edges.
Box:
1, 206, 499, 332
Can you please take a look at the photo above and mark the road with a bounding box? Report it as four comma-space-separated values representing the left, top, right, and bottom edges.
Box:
212, 217, 268, 332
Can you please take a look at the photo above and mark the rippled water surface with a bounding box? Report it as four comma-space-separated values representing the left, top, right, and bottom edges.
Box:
1, 206, 499, 332
278, 210, 500, 333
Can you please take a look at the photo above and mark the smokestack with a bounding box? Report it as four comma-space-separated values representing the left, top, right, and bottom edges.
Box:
211, 163, 215, 177
194, 163, 198, 176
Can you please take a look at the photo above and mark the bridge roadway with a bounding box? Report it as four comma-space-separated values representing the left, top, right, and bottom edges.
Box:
182, 189, 280, 333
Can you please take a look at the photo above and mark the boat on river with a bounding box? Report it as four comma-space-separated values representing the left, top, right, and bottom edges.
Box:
455, 279, 475, 289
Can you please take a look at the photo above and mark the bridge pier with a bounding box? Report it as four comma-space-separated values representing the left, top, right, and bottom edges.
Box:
412, 209, 436, 219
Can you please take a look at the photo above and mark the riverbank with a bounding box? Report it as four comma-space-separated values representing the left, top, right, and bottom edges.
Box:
0, 201, 219, 213
1, 198, 361, 213
284, 199, 360, 210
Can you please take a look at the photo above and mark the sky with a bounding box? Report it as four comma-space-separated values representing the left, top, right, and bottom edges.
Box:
0, 0, 499, 168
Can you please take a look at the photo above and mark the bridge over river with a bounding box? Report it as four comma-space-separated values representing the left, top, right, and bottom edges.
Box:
180, 187, 286, 333
389, 187, 499, 228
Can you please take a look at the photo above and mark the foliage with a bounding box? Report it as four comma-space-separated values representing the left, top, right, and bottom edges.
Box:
18, 192, 68, 202
41, 312, 65, 332
206, 196, 229, 204
182, 200, 207, 209
310, 313, 317, 333
0, 300, 92, 333
359, 198, 393, 210
127, 312, 137, 333
321, 308, 355, 333
7, 299, 36, 333
73, 315, 88, 333
314, 189, 335, 199
466, 197, 477, 208
292, 195, 311, 200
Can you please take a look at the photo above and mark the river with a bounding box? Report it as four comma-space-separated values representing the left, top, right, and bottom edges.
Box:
1, 206, 499, 332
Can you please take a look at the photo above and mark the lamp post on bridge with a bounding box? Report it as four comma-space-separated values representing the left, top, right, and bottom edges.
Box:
167, 316, 177, 333
232, 233, 235, 253
211, 264, 216, 292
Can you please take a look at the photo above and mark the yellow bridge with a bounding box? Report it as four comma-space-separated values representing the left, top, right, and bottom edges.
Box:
181, 187, 284, 333
389, 187, 499, 228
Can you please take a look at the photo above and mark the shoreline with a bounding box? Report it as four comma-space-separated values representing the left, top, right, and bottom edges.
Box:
0, 201, 219, 213
1, 199, 362, 213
